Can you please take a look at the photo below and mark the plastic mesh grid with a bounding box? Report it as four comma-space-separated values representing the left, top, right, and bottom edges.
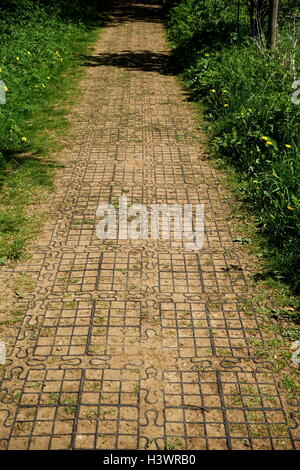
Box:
0, 0, 299, 451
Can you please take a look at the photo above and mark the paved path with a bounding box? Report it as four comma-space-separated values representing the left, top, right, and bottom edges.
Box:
0, 0, 299, 450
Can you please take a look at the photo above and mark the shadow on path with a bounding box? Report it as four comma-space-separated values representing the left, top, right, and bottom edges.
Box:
99, 0, 163, 27
82, 0, 175, 76
82, 50, 175, 75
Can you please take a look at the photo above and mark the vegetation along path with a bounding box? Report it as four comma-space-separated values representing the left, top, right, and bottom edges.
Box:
0, 0, 299, 450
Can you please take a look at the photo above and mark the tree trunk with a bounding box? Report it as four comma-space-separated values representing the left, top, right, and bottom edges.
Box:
249, 0, 265, 37
267, 0, 279, 49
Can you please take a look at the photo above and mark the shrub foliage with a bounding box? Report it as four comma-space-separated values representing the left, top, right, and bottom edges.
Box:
166, 0, 300, 292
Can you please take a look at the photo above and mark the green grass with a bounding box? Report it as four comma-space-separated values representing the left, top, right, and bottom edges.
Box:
0, 0, 106, 261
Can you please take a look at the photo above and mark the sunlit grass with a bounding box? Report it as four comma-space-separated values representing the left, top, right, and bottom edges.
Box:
0, 1, 104, 260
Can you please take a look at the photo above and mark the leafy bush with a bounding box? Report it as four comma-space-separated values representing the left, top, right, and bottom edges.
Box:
167, 0, 300, 292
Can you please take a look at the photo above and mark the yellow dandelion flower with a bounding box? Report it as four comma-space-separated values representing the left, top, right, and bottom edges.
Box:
47, 76, 51, 80
266, 141, 273, 145
224, 103, 229, 107
4, 86, 8, 92
287, 206, 294, 211
27, 51, 31, 55
285, 144, 292, 149
204, 53, 210, 57
16, 56, 20, 61
261, 136, 269, 140
210, 89, 216, 93
21, 137, 28, 142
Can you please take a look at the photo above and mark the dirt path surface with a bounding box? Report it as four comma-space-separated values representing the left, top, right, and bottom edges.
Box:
0, 0, 299, 450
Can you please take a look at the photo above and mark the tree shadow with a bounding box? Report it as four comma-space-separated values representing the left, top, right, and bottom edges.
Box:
171, 25, 246, 73
0, 149, 64, 191
81, 50, 175, 75
97, 0, 164, 28
81, 0, 175, 75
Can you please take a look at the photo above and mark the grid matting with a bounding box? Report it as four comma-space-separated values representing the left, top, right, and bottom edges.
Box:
0, 0, 299, 451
